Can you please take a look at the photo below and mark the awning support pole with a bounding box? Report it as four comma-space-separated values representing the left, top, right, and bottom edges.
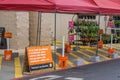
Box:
96, 14, 101, 56
53, 12, 57, 70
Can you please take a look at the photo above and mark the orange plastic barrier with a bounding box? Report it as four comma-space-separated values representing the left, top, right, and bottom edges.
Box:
65, 44, 71, 53
98, 41, 103, 48
4, 50, 12, 61
59, 56, 68, 69
108, 48, 115, 55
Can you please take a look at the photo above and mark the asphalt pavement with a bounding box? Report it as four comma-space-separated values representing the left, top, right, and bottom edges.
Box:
16, 58, 120, 80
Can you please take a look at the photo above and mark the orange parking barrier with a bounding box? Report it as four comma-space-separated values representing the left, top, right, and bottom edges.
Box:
98, 41, 103, 48
108, 48, 115, 54
65, 44, 71, 53
4, 50, 12, 61
108, 48, 115, 57
59, 56, 68, 69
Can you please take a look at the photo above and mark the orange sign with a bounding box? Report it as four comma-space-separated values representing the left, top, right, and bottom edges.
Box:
4, 32, 12, 38
27, 46, 53, 66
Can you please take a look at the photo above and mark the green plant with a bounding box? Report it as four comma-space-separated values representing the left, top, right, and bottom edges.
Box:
73, 20, 99, 45
68, 28, 74, 34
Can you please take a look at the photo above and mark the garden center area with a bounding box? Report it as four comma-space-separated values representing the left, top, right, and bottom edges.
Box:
0, 0, 120, 79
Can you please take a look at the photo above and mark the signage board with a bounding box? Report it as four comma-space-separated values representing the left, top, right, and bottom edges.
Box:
26, 46, 53, 71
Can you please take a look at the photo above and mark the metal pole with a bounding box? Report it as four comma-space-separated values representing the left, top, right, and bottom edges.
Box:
110, 33, 113, 49
7, 38, 9, 50
36, 12, 40, 46
38, 12, 42, 45
104, 15, 107, 47
53, 12, 57, 70
104, 15, 107, 35
96, 14, 101, 56
76, 14, 79, 49
36, 12, 42, 46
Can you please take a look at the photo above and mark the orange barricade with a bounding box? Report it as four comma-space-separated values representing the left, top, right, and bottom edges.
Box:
65, 44, 71, 53
4, 50, 12, 61
108, 48, 115, 57
59, 56, 68, 69
98, 41, 103, 48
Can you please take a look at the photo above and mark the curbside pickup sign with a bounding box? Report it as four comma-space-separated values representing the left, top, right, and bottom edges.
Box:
27, 46, 53, 71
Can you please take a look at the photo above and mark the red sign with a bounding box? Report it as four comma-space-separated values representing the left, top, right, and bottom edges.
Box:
69, 21, 74, 29
68, 34, 74, 42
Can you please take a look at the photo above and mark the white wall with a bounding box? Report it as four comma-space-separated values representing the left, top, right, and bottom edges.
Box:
0, 11, 29, 50
0, 11, 109, 51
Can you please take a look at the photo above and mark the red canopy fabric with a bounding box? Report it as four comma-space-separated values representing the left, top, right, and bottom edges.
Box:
0, 0, 55, 12
93, 0, 120, 14
54, 0, 99, 13
0, 0, 120, 14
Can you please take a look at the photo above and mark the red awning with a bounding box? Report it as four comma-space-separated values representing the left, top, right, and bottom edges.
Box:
93, 0, 120, 14
0, 0, 120, 14
54, 0, 99, 13
0, 0, 55, 12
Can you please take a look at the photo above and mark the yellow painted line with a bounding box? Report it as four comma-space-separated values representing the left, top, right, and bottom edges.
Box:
71, 45, 96, 50
14, 57, 23, 78
99, 48, 107, 53
52, 41, 67, 45
77, 50, 91, 58
104, 44, 120, 49
112, 44, 120, 49
56, 52, 74, 67
80, 46, 96, 50
53, 62, 59, 69
69, 53, 89, 64
0, 56, 2, 70
55, 64, 59, 69
86, 49, 110, 60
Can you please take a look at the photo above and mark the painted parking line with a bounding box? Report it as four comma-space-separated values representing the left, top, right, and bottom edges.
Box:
0, 56, 2, 70
53, 62, 59, 69
69, 53, 89, 64
77, 50, 91, 58
101, 46, 120, 58
106, 44, 120, 51
111, 44, 120, 49
55, 64, 59, 69
99, 48, 107, 53
14, 57, 23, 78
104, 44, 120, 49
86, 49, 110, 60
56, 52, 74, 67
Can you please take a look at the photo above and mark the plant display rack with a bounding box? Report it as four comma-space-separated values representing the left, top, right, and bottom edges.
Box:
68, 15, 99, 46
103, 16, 120, 44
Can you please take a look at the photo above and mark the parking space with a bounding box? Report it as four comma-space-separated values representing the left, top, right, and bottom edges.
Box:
0, 44, 120, 79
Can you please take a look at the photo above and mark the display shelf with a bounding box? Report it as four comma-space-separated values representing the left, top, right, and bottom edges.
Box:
107, 27, 120, 30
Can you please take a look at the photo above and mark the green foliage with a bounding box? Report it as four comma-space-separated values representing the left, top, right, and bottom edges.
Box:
73, 20, 99, 45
